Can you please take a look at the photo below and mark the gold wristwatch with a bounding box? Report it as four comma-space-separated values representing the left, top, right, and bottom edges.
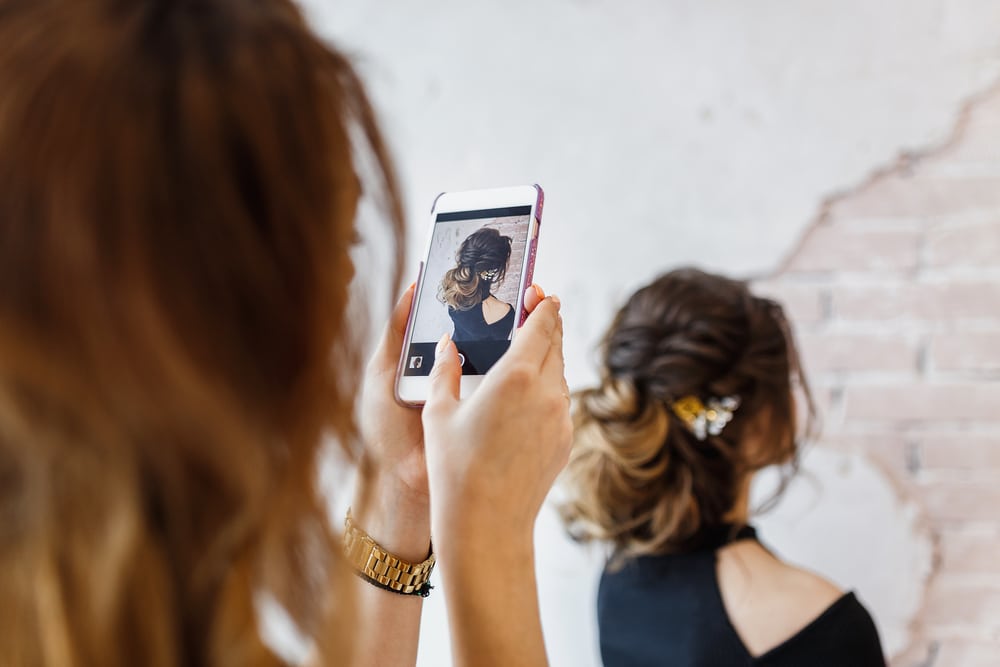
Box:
343, 510, 436, 597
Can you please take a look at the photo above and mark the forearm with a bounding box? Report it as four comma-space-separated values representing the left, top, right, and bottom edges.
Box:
439, 531, 549, 667
348, 470, 431, 667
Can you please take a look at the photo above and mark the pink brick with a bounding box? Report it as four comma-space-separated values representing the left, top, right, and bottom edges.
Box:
833, 283, 1000, 321
832, 174, 1000, 219
845, 384, 1000, 422
943, 94, 1000, 165
818, 433, 911, 478
803, 386, 838, 427
750, 281, 826, 325
919, 435, 1000, 470
930, 333, 1000, 372
769, 92, 1000, 664
926, 221, 1000, 269
798, 333, 918, 373
787, 225, 920, 273
934, 640, 1000, 667
924, 583, 1000, 627
939, 530, 1000, 575
919, 481, 1000, 522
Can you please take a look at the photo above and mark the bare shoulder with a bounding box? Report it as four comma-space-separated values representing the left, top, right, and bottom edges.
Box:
482, 295, 513, 324
716, 540, 844, 657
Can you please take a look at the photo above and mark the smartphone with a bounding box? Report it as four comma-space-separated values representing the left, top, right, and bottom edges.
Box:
395, 185, 544, 406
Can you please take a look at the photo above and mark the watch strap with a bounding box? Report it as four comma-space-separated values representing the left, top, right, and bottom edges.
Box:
343, 510, 435, 597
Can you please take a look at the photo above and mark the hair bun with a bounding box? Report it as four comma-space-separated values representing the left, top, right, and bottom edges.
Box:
572, 378, 670, 470
562, 268, 811, 560
577, 378, 641, 422
605, 326, 713, 405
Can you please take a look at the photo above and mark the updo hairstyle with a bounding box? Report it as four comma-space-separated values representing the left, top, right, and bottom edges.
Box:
438, 227, 513, 311
561, 268, 814, 559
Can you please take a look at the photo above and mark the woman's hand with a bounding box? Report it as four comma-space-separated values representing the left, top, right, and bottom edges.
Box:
353, 283, 552, 559
421, 289, 570, 666
423, 290, 571, 549
359, 284, 427, 497
354, 284, 429, 561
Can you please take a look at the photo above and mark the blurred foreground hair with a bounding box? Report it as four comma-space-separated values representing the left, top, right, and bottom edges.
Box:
0, 0, 403, 664
561, 269, 814, 562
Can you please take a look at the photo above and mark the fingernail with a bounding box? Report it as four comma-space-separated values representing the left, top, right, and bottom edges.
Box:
408, 281, 417, 292
435, 332, 451, 357
550, 294, 561, 309
533, 284, 544, 300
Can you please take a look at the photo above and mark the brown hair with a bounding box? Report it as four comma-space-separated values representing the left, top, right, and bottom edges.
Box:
561, 268, 814, 560
438, 227, 512, 310
0, 1, 403, 665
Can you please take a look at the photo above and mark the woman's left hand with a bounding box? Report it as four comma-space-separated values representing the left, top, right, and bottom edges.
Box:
359, 282, 547, 500
352, 284, 432, 562
354, 283, 547, 560
360, 284, 426, 490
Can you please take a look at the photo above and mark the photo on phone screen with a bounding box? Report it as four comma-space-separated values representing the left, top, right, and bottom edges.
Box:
402, 205, 533, 377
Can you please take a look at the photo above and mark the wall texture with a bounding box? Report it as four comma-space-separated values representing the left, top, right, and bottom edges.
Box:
296, 2, 1000, 665
757, 87, 1000, 666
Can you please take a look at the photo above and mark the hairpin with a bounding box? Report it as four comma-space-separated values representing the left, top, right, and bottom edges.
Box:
670, 395, 741, 441
479, 268, 501, 282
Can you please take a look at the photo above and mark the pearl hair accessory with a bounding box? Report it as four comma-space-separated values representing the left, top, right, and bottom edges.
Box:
479, 267, 502, 282
670, 395, 741, 441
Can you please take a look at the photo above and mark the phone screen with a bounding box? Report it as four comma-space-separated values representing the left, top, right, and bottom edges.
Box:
403, 205, 533, 377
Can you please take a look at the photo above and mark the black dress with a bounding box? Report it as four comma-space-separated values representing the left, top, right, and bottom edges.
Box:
448, 301, 515, 342
597, 526, 886, 667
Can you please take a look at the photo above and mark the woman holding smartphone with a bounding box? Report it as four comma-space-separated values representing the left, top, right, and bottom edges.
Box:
0, 1, 570, 666
562, 269, 885, 667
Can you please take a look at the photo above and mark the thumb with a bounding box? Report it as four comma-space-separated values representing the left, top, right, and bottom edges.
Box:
426, 333, 461, 410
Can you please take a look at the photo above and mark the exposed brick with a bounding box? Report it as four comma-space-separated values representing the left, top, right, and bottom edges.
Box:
934, 640, 1000, 667
930, 333, 1000, 372
750, 281, 826, 325
832, 175, 1000, 219
924, 582, 1000, 629
798, 333, 919, 373
845, 384, 1000, 422
919, 482, 1000, 523
926, 221, 1000, 269
941, 95, 1000, 166
787, 225, 921, 273
487, 218, 528, 307
818, 432, 911, 478
919, 435, 1000, 470
833, 283, 1000, 321
939, 530, 1000, 576
769, 88, 1000, 662
804, 386, 840, 430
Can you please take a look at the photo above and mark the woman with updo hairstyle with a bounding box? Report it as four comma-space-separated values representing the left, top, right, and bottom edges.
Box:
439, 227, 516, 341
562, 268, 885, 667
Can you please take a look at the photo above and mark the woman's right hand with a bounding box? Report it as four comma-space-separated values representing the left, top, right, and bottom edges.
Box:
422, 294, 572, 552
421, 293, 570, 666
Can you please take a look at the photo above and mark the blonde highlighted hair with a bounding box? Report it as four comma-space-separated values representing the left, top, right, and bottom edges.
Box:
562, 269, 814, 561
0, 0, 403, 664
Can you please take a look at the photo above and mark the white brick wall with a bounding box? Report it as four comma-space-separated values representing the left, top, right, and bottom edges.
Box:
758, 91, 1000, 666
